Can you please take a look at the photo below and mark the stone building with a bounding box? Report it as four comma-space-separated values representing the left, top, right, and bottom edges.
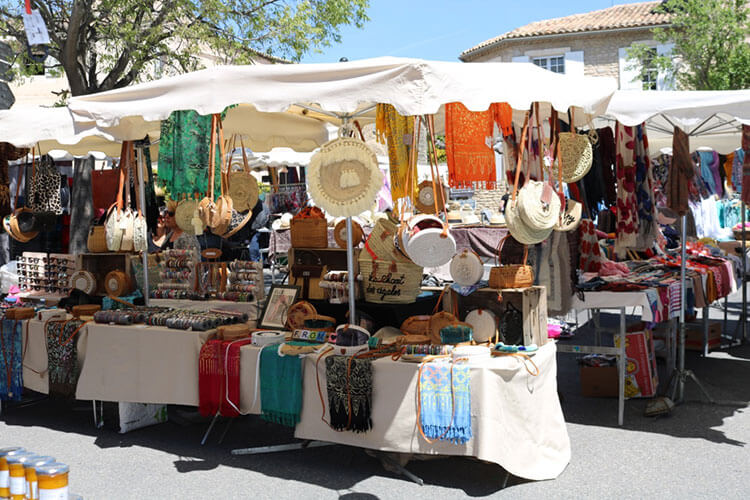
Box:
459, 1, 674, 90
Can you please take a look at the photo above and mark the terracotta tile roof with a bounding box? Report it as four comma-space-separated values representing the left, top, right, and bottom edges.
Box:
461, 1, 670, 59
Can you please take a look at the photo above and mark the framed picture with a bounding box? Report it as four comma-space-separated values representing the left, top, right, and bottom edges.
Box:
259, 284, 300, 329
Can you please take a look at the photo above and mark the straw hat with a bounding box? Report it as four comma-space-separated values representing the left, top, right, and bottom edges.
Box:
271, 213, 293, 230
6, 209, 39, 242
559, 132, 593, 183
308, 137, 383, 217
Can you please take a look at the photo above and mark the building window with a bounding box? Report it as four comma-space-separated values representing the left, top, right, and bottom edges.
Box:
532, 56, 565, 74
641, 48, 658, 91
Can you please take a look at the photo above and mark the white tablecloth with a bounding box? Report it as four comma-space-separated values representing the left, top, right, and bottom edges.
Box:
253, 342, 566, 481
21, 318, 87, 395
75, 323, 212, 405
571, 291, 654, 322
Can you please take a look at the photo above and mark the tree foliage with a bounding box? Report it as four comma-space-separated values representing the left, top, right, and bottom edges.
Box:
0, 0, 369, 96
628, 0, 750, 90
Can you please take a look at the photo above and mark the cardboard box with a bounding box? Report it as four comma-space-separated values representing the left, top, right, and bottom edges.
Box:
615, 327, 659, 399
685, 321, 721, 351
580, 366, 618, 398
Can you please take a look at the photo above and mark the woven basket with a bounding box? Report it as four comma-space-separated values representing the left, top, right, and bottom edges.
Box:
5, 307, 35, 320
359, 252, 422, 304
334, 219, 364, 249
364, 218, 412, 264
87, 225, 108, 253
400, 315, 432, 336
489, 236, 534, 289
72, 304, 101, 318
104, 270, 134, 297
290, 214, 328, 248
428, 311, 458, 345
559, 132, 593, 183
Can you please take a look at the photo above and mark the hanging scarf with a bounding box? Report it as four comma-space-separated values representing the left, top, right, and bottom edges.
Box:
46, 319, 86, 399
325, 355, 372, 432
668, 127, 694, 216
614, 123, 639, 256
0, 319, 23, 401
633, 125, 658, 250
0, 143, 29, 217
375, 104, 415, 204
579, 219, 603, 273
445, 102, 509, 189
742, 125, 750, 205
157, 110, 222, 200
260, 344, 302, 427
732, 149, 744, 194
419, 361, 472, 445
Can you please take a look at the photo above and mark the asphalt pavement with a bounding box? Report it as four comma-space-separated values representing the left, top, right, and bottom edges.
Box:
1, 290, 748, 499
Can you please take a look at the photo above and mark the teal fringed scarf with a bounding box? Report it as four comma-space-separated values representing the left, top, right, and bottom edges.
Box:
419, 362, 472, 445
260, 344, 302, 427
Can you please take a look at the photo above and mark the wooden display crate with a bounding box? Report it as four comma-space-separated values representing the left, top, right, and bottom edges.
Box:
443, 286, 548, 346
289, 247, 359, 300
77, 253, 132, 296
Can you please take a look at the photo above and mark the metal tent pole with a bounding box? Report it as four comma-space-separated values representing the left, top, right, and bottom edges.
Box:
346, 216, 357, 324
136, 146, 149, 306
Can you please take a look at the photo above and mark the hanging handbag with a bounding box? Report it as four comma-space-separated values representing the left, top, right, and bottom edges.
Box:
489, 235, 534, 289
228, 137, 260, 213
505, 112, 554, 245
558, 108, 593, 184
28, 153, 63, 215
499, 302, 524, 346
105, 142, 131, 251
132, 149, 148, 252
199, 114, 220, 228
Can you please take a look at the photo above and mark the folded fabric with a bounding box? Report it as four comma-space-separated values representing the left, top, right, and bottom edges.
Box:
419, 361, 472, 445
260, 344, 302, 427
0, 319, 23, 401
325, 355, 373, 432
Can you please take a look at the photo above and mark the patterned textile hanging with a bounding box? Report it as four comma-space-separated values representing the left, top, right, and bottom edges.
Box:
325, 355, 372, 432
375, 104, 416, 204
46, 319, 87, 399
157, 110, 222, 200
742, 125, 750, 205
0, 319, 23, 401
633, 125, 658, 250
614, 123, 639, 256
444, 102, 510, 189
0, 143, 29, 217
667, 127, 694, 216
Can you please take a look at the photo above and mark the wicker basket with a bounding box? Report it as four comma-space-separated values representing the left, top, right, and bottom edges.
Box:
290, 216, 328, 248
489, 236, 534, 289
104, 270, 134, 297
72, 304, 101, 318
364, 218, 411, 263
4, 307, 35, 320
359, 252, 422, 304
87, 225, 108, 253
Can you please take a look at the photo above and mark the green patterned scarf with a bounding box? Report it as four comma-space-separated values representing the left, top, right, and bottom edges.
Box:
260, 344, 302, 427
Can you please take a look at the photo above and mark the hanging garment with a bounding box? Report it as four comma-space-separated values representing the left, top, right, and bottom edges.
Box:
597, 127, 617, 207
325, 355, 373, 432
579, 219, 603, 273
698, 150, 721, 196
157, 110, 222, 199
723, 153, 734, 190
69, 155, 95, 255
141, 144, 160, 229
0, 319, 22, 401
578, 131, 606, 218
375, 104, 416, 203
652, 153, 670, 208
732, 148, 744, 194
260, 344, 303, 427
46, 319, 86, 399
444, 102, 509, 188
419, 362, 472, 445
632, 125, 657, 250
614, 123, 639, 255
742, 125, 750, 205
0, 143, 29, 217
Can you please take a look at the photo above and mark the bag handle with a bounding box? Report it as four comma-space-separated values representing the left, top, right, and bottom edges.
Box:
399, 116, 420, 227
240, 137, 250, 173
510, 113, 530, 203
114, 141, 130, 211
207, 114, 218, 202
217, 117, 228, 197
495, 234, 529, 267
425, 115, 449, 237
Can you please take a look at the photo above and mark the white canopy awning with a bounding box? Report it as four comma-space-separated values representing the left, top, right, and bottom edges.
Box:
68, 57, 617, 139
604, 90, 750, 154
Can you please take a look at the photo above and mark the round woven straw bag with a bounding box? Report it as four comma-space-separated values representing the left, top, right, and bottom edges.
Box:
286, 300, 317, 330
428, 311, 458, 345
228, 141, 259, 213
400, 214, 457, 268
559, 131, 593, 183
69, 270, 97, 295
555, 198, 583, 232
449, 249, 483, 286
175, 199, 203, 235
400, 315, 432, 336
505, 198, 553, 245
104, 270, 133, 297
489, 236, 534, 289
465, 309, 498, 344
415, 180, 439, 214
517, 181, 561, 231
308, 137, 383, 217
334, 218, 364, 248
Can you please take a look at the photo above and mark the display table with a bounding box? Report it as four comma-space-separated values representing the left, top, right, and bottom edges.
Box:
75, 323, 212, 405
150, 299, 259, 323
292, 342, 569, 481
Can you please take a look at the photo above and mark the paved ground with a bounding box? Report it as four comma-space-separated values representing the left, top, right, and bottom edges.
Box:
1, 290, 748, 499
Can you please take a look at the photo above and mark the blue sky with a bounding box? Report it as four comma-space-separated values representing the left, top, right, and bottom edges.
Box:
302, 0, 621, 62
